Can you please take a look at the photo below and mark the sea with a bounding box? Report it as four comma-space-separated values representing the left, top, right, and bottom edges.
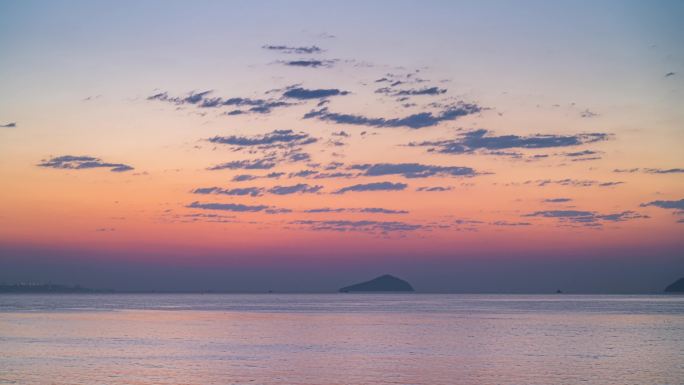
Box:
0, 294, 682, 385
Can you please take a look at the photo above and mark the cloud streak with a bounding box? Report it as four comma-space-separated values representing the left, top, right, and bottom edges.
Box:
37, 155, 134, 172
268, 184, 323, 195
192, 186, 264, 197
187, 201, 270, 212
148, 90, 295, 115
303, 207, 408, 214
411, 129, 609, 154
350, 163, 477, 178
208, 158, 277, 170
303, 102, 482, 129
614, 168, 684, 174
280, 59, 336, 68
334, 181, 408, 194
290, 220, 422, 233
262, 45, 323, 54
640, 199, 684, 210
208, 130, 316, 149
525, 210, 648, 226
282, 87, 349, 99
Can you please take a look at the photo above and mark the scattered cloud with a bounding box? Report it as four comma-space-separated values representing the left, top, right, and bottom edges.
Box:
289, 169, 319, 178
334, 181, 408, 194
187, 201, 270, 212
280, 59, 336, 68
410, 129, 609, 154
231, 172, 284, 182
262, 45, 323, 54
527, 179, 623, 188
1, 122, 16, 128
232, 174, 258, 182
665, 72, 676, 77
640, 199, 684, 210
312, 171, 356, 179
192, 186, 264, 197
359, 207, 409, 214
544, 198, 573, 203
646, 168, 684, 174
282, 87, 349, 99
303, 207, 408, 214
207, 131, 315, 170
614, 168, 684, 174
350, 163, 477, 178
208, 129, 316, 149
160, 212, 240, 224
564, 150, 600, 158
376, 86, 447, 97
265, 208, 293, 214
37, 155, 134, 172
490, 220, 531, 226
525, 210, 648, 226
147, 90, 295, 115
613, 168, 640, 173
303, 102, 482, 129
268, 183, 323, 195
580, 109, 599, 118
290, 219, 422, 233
208, 158, 277, 170
416, 186, 453, 192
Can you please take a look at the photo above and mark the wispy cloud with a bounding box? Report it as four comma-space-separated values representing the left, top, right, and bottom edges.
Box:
290, 220, 422, 233
416, 186, 453, 192
334, 181, 408, 194
614, 168, 684, 174
208, 158, 277, 170
525, 210, 648, 226
544, 198, 573, 203
526, 179, 623, 188
280, 59, 336, 68
490, 220, 532, 226
302, 207, 408, 214
147, 90, 295, 115
207, 131, 315, 171
580, 109, 599, 118
37, 155, 134, 172
262, 45, 323, 54
1, 122, 16, 128
376, 86, 446, 97
192, 186, 264, 197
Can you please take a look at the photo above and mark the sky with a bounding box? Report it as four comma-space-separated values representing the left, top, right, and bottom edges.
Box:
0, 0, 683, 293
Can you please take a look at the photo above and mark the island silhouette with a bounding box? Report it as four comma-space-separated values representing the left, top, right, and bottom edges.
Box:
339, 274, 414, 293
664, 277, 684, 292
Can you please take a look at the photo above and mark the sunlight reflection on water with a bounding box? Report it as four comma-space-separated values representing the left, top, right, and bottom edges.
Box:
1, 294, 682, 385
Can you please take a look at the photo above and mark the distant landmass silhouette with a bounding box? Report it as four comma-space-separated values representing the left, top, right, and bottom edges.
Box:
339, 274, 414, 292
664, 277, 684, 292
0, 283, 99, 293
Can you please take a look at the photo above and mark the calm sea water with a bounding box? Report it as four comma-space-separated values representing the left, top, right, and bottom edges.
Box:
0, 294, 682, 385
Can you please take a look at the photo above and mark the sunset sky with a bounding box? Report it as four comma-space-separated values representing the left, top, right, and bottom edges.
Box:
1, 0, 682, 292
